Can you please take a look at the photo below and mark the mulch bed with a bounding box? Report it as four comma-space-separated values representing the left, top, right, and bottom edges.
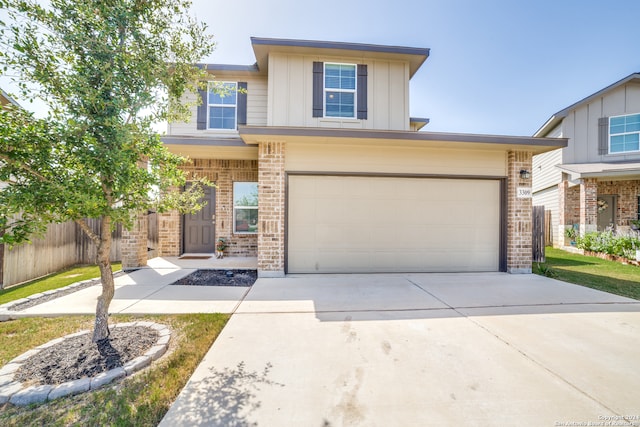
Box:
14, 326, 158, 386
170, 269, 257, 287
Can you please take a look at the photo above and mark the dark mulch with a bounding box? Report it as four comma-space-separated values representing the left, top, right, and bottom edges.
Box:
170, 269, 257, 287
14, 326, 158, 386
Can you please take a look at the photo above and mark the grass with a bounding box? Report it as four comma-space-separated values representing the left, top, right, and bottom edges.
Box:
0, 263, 122, 306
534, 247, 640, 300
0, 313, 229, 426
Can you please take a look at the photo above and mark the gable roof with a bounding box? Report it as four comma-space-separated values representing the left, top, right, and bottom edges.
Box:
250, 37, 430, 78
534, 72, 640, 137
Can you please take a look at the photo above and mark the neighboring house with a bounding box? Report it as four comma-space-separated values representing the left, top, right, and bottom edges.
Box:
533, 73, 640, 246
122, 37, 566, 275
0, 89, 20, 109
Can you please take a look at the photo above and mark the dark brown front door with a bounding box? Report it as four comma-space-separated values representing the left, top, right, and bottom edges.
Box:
184, 185, 216, 253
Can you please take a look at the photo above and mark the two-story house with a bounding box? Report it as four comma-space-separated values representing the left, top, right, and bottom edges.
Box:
121, 37, 566, 276
533, 73, 640, 246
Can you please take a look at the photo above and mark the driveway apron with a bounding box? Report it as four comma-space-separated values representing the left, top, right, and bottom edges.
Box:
160, 273, 640, 427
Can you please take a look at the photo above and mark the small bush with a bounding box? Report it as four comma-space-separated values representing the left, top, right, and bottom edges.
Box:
535, 263, 557, 278
576, 230, 640, 259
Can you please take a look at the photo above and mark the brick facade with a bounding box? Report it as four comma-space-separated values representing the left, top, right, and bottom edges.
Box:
121, 211, 148, 270
558, 178, 639, 243
157, 209, 181, 256
257, 141, 286, 277
156, 159, 259, 258
597, 180, 640, 228
507, 150, 533, 273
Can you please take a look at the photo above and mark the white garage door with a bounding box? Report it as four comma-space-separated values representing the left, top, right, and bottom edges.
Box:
287, 175, 502, 273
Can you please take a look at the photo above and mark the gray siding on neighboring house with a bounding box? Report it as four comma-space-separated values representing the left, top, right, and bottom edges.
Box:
562, 82, 640, 164
532, 124, 562, 248
533, 148, 563, 193
532, 185, 559, 247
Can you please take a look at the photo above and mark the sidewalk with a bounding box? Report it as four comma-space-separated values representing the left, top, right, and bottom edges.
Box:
2, 256, 257, 317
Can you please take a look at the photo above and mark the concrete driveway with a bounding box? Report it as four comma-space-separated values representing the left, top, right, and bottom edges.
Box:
160, 273, 640, 427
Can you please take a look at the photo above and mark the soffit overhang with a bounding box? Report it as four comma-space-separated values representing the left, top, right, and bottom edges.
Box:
239, 126, 567, 155
250, 37, 430, 78
556, 162, 640, 180
161, 136, 258, 160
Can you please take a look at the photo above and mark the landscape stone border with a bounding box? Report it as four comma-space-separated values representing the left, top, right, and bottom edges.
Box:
0, 271, 125, 322
0, 321, 171, 406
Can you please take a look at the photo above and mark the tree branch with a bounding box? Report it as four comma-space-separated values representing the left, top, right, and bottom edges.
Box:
75, 217, 100, 245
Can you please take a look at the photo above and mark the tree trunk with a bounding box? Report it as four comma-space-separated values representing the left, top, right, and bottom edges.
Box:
93, 216, 114, 342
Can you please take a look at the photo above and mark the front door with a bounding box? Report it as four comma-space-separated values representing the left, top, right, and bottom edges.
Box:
184, 185, 216, 253
597, 194, 616, 231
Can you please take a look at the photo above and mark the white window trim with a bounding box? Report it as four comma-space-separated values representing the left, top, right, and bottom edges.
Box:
207, 81, 238, 131
323, 62, 357, 119
609, 113, 640, 154
233, 182, 258, 235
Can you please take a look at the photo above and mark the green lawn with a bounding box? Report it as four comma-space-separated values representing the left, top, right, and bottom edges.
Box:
0, 264, 229, 425
0, 263, 122, 305
0, 313, 229, 426
534, 247, 640, 300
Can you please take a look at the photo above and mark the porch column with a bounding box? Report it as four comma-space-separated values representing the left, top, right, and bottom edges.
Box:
257, 141, 286, 277
157, 209, 181, 257
121, 211, 148, 270
580, 178, 598, 236
507, 150, 533, 273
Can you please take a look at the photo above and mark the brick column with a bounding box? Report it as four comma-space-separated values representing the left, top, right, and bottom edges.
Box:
507, 151, 533, 273
580, 178, 598, 235
258, 141, 286, 277
121, 211, 148, 270
157, 210, 181, 256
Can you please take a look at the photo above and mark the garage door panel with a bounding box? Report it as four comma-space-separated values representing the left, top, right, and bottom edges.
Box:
288, 176, 501, 273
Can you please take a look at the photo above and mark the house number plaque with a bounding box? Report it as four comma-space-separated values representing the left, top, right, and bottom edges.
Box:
517, 187, 532, 199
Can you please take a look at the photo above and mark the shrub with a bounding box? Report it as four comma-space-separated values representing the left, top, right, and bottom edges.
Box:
576, 230, 640, 259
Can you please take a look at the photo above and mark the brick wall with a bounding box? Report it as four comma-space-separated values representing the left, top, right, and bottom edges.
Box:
580, 178, 598, 235
257, 141, 286, 277
121, 211, 148, 270
156, 159, 259, 257
507, 151, 533, 273
597, 180, 640, 227
157, 209, 180, 256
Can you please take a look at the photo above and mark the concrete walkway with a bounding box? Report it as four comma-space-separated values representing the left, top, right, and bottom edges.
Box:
14, 256, 257, 316
160, 273, 640, 427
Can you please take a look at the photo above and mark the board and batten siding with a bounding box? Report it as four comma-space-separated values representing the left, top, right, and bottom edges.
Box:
168, 76, 268, 136
562, 81, 640, 164
285, 143, 507, 176
268, 52, 410, 131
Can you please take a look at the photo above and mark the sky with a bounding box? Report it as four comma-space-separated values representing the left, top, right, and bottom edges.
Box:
3, 0, 640, 136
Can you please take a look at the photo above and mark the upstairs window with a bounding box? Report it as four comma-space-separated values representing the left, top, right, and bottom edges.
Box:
196, 81, 247, 131
313, 62, 367, 119
324, 63, 356, 118
609, 113, 640, 153
208, 82, 237, 130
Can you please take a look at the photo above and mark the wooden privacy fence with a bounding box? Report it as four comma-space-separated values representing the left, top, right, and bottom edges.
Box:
1, 218, 122, 289
532, 206, 546, 263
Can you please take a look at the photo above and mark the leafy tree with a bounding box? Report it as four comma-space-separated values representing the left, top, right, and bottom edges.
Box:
0, 0, 214, 341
